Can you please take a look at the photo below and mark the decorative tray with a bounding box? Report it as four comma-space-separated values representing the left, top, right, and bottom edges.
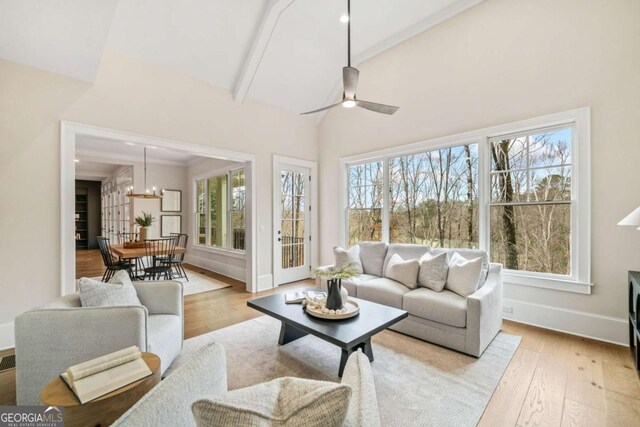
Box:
305, 299, 360, 320
123, 241, 145, 248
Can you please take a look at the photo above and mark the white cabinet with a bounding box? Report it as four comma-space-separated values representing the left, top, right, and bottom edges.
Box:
101, 168, 133, 242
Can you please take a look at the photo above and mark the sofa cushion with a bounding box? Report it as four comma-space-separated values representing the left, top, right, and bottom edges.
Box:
357, 278, 412, 309
341, 274, 378, 298
79, 271, 141, 308
334, 246, 364, 274
403, 288, 467, 328
382, 244, 430, 276
418, 251, 449, 292
445, 253, 483, 298
432, 248, 489, 287
191, 377, 352, 427
385, 254, 420, 289
356, 242, 388, 276
148, 314, 183, 374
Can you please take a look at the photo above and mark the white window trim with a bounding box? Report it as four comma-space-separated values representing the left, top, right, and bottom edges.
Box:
339, 107, 591, 294
194, 165, 247, 253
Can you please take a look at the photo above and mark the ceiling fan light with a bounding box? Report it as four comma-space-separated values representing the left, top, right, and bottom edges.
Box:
342, 99, 356, 108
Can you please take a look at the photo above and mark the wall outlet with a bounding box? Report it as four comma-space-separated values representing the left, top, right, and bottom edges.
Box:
502, 306, 513, 314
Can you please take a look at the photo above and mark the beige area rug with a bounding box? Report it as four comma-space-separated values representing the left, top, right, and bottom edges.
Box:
166, 316, 521, 426
77, 269, 230, 296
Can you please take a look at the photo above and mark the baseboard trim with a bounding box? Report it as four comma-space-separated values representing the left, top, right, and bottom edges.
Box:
257, 274, 274, 292
185, 253, 246, 282
503, 298, 628, 346
0, 322, 15, 351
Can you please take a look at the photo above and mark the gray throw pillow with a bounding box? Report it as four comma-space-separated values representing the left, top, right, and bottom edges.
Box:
79, 271, 141, 307
334, 246, 364, 274
385, 254, 420, 289
418, 252, 449, 292
357, 242, 388, 276
191, 377, 352, 427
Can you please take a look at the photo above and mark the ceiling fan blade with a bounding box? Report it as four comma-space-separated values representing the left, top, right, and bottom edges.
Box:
343, 66, 359, 99
356, 100, 399, 115
300, 102, 343, 115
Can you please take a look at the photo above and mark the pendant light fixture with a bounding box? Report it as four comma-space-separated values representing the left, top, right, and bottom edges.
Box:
126, 146, 164, 199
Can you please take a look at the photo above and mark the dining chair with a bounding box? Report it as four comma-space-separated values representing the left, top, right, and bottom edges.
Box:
97, 236, 135, 281
142, 238, 177, 280
116, 231, 145, 278
117, 232, 140, 244
166, 233, 189, 281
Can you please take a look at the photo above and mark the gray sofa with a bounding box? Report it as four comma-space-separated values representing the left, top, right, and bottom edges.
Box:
317, 242, 503, 357
14, 280, 184, 405
113, 343, 380, 427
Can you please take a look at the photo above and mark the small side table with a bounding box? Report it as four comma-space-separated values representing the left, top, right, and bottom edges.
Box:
629, 272, 640, 374
41, 352, 161, 427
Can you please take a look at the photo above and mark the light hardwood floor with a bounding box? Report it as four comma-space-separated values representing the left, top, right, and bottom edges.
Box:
1, 254, 637, 425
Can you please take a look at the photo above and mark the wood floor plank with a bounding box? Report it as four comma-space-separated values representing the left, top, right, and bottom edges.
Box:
604, 390, 640, 426
561, 398, 605, 427
602, 361, 640, 399
565, 339, 606, 411
517, 353, 569, 427
478, 347, 541, 427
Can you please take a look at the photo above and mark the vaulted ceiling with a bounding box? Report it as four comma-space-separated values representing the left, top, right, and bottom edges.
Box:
0, 0, 483, 117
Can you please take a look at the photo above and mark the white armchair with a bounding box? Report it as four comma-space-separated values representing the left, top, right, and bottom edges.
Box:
14, 280, 183, 405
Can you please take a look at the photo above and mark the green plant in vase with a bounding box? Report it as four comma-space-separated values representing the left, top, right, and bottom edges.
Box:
314, 263, 360, 310
134, 211, 155, 241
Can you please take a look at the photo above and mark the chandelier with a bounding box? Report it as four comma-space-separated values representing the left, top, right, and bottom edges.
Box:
126, 146, 164, 199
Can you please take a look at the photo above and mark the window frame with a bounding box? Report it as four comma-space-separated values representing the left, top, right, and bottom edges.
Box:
193, 165, 247, 254
340, 107, 591, 294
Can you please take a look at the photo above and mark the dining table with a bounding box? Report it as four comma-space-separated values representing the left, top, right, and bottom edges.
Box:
110, 244, 187, 259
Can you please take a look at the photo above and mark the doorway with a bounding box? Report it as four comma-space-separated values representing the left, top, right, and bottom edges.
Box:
61, 122, 257, 294
273, 156, 317, 286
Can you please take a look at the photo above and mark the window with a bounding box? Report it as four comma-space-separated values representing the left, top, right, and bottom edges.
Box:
342, 108, 590, 292
347, 161, 383, 245
195, 168, 245, 252
389, 144, 478, 248
489, 127, 572, 275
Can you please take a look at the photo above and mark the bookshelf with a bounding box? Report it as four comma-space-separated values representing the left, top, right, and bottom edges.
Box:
75, 189, 88, 249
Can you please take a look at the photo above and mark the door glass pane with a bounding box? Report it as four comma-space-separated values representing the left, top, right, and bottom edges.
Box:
281, 170, 305, 269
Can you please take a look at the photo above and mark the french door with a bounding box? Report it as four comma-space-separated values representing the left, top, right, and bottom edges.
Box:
274, 162, 311, 285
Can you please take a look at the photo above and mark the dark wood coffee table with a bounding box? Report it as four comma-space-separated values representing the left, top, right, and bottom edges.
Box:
247, 291, 408, 376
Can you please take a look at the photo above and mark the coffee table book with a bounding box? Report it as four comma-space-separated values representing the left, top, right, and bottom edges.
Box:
60, 354, 152, 404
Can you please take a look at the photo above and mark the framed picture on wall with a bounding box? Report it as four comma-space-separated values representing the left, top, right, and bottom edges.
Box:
161, 215, 182, 237
161, 189, 182, 212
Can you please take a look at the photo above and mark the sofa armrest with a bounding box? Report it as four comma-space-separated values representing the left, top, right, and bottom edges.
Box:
15, 305, 148, 405
341, 351, 381, 427
113, 342, 227, 427
133, 280, 183, 316
314, 264, 335, 291
465, 263, 503, 357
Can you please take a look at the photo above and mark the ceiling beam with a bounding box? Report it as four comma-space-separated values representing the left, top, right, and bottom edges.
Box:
314, 0, 486, 125
234, 0, 296, 103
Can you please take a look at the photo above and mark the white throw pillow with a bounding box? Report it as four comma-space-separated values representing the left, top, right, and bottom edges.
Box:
445, 253, 483, 297
191, 377, 352, 427
79, 270, 141, 307
385, 253, 420, 289
418, 251, 449, 292
334, 246, 364, 274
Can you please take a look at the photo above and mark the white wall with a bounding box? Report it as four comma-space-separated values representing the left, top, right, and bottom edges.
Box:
184, 157, 247, 281
0, 49, 317, 347
318, 0, 640, 344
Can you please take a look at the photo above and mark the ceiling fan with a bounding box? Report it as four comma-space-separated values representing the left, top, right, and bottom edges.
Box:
301, 0, 399, 115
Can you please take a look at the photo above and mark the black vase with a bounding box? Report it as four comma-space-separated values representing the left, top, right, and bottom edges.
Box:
326, 278, 344, 310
